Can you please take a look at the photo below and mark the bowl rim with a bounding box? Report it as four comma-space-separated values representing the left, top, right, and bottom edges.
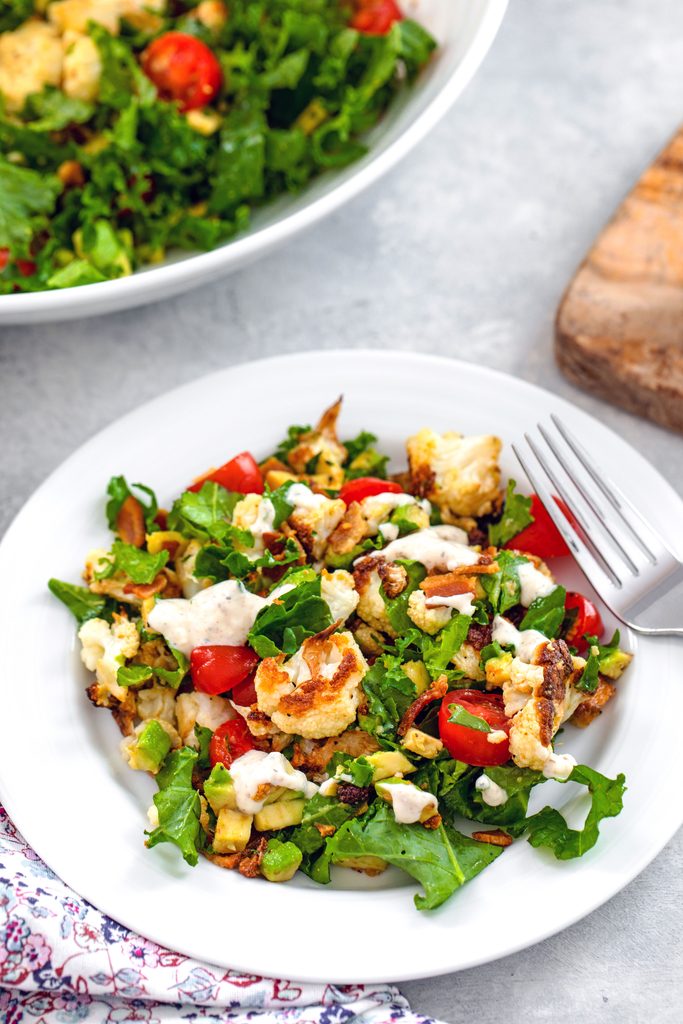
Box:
0, 0, 508, 323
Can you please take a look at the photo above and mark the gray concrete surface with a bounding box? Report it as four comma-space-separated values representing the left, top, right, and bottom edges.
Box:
1, 0, 682, 1020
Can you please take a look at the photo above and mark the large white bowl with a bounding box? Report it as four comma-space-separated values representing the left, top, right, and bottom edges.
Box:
0, 1, 507, 325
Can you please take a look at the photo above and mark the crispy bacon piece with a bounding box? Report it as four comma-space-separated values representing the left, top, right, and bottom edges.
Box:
420, 572, 476, 599
397, 675, 449, 737
472, 829, 513, 847
238, 838, 268, 878
570, 677, 617, 728
116, 495, 146, 547
467, 622, 493, 650
123, 574, 168, 599
422, 813, 442, 830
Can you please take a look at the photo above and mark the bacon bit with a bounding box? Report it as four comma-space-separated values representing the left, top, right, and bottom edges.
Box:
420, 572, 476, 599
123, 574, 167, 599
238, 837, 268, 878
422, 813, 442, 830
472, 829, 513, 847
397, 675, 449, 737
116, 495, 146, 547
315, 823, 336, 838
205, 851, 242, 870
467, 622, 493, 651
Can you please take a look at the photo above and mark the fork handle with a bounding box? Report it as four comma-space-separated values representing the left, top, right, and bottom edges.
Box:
621, 622, 683, 638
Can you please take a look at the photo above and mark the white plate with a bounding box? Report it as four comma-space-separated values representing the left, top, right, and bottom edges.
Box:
0, 1, 507, 325
0, 350, 680, 983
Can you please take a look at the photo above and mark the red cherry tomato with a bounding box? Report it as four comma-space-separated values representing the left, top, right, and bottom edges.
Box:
504, 494, 573, 559
141, 32, 222, 112
0, 250, 36, 276
188, 451, 264, 494
564, 592, 604, 652
190, 645, 259, 695
0, 248, 10, 272
339, 477, 403, 505
209, 718, 256, 769
351, 0, 403, 34
231, 670, 258, 707
438, 689, 511, 767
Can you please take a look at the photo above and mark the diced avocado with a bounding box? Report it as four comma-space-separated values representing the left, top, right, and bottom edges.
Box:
335, 855, 387, 875
366, 750, 416, 782
599, 649, 633, 680
254, 799, 305, 831
390, 503, 428, 535
213, 807, 253, 853
127, 720, 171, 773
204, 764, 236, 814
402, 726, 443, 759
402, 660, 431, 695
261, 839, 303, 882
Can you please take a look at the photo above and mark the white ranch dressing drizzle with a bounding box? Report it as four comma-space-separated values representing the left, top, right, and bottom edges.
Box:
424, 591, 476, 616
379, 522, 399, 542
360, 525, 479, 570
542, 752, 577, 781
492, 615, 548, 663
228, 750, 318, 814
487, 729, 509, 746
379, 781, 438, 824
248, 497, 276, 544
148, 579, 271, 656
475, 775, 509, 807
361, 492, 431, 515
286, 482, 329, 509
516, 561, 558, 607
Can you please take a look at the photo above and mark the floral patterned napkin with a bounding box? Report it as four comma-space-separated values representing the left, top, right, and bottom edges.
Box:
0, 806, 439, 1024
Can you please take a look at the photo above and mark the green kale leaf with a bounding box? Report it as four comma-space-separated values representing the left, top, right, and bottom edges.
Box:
247, 573, 331, 657
47, 578, 116, 625
167, 482, 239, 541
146, 747, 202, 866
0, 159, 61, 255
360, 654, 416, 738
480, 551, 528, 614
105, 475, 159, 531
488, 479, 534, 547
421, 613, 472, 680
519, 585, 566, 637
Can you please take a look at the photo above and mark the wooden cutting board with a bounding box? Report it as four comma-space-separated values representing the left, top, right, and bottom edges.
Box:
556, 129, 683, 433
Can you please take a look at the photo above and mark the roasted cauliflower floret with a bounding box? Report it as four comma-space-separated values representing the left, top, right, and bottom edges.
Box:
406, 590, 451, 635
321, 569, 359, 624
285, 398, 347, 490
175, 692, 234, 745
352, 558, 396, 637
407, 428, 502, 519
288, 494, 346, 561
255, 630, 367, 738
48, 0, 121, 34
451, 641, 485, 682
487, 639, 587, 776
232, 493, 276, 556
78, 614, 140, 702
62, 31, 101, 101
0, 21, 63, 112
193, 0, 228, 30
136, 684, 177, 726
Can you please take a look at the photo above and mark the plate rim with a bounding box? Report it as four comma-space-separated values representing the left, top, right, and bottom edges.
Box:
0, 348, 681, 983
0, 0, 508, 324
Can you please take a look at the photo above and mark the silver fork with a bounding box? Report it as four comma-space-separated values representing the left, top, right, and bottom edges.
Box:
512, 415, 683, 638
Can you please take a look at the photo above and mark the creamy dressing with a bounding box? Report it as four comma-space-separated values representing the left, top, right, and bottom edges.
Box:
542, 752, 577, 781
486, 729, 508, 746
475, 775, 509, 807
380, 781, 438, 824
361, 525, 479, 570
425, 591, 476, 616
229, 750, 319, 814
248, 497, 276, 548
362, 492, 431, 515
517, 562, 558, 607
148, 580, 269, 656
319, 777, 338, 796
379, 522, 399, 542
286, 482, 329, 510
492, 615, 548, 663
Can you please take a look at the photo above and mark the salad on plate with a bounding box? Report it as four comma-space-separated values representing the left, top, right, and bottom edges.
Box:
49, 399, 631, 910
0, 1, 435, 293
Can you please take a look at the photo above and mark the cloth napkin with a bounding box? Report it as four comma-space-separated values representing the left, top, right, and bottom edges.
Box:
0, 805, 439, 1024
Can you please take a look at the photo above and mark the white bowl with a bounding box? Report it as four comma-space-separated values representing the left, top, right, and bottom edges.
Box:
0, 0, 507, 325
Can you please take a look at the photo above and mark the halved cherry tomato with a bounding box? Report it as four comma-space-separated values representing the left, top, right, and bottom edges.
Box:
504, 494, 572, 559
190, 645, 259, 695
351, 0, 403, 34
438, 689, 511, 767
564, 592, 604, 652
339, 477, 403, 505
188, 451, 264, 494
141, 32, 222, 112
209, 718, 256, 768
232, 670, 258, 707
0, 250, 36, 277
